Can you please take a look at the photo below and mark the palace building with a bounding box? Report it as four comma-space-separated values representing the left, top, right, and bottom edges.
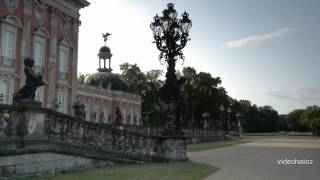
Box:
0, 0, 142, 125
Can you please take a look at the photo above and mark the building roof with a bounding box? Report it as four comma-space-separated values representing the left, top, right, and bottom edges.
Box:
68, 0, 90, 8
85, 71, 129, 92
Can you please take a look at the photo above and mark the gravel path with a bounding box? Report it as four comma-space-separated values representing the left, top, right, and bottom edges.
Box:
188, 137, 320, 180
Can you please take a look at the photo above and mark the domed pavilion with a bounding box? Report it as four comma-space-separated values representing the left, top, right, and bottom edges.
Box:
76, 33, 141, 125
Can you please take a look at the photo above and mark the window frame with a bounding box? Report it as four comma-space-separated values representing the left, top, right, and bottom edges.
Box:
33, 36, 46, 73
0, 24, 17, 67
57, 88, 67, 113
59, 45, 68, 73
0, 79, 13, 104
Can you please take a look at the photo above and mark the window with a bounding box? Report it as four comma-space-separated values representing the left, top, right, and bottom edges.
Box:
0, 80, 12, 104
59, 46, 68, 80
58, 88, 67, 113
1, 30, 15, 66
33, 37, 45, 73
59, 46, 68, 73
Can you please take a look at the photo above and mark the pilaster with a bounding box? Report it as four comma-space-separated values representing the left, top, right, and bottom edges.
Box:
47, 7, 58, 108
20, 0, 33, 88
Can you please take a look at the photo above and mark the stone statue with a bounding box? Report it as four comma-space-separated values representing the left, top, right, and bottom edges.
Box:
72, 96, 86, 119
114, 107, 123, 126
102, 32, 111, 42
13, 57, 46, 106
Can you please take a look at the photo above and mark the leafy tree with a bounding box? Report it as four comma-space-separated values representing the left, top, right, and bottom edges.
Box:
287, 109, 309, 132
300, 106, 320, 136
278, 114, 289, 131
120, 63, 146, 95
120, 63, 164, 126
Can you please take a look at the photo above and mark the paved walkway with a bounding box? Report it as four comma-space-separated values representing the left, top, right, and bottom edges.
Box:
188, 137, 320, 180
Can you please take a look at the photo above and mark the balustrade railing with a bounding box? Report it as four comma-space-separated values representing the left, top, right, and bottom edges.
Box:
121, 124, 233, 138
0, 56, 15, 68
0, 104, 162, 162
0, 104, 239, 163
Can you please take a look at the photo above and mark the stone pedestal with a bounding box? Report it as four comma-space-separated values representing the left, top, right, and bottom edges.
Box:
22, 111, 46, 137
160, 137, 188, 161
12, 107, 47, 138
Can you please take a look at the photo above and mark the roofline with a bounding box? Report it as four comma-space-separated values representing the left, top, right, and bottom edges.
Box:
70, 0, 90, 8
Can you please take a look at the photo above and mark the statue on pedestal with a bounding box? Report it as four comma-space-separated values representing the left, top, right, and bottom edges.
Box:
114, 107, 123, 127
13, 57, 46, 106
72, 96, 86, 119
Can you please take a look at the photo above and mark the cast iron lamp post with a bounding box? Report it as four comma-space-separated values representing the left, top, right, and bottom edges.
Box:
150, 3, 192, 135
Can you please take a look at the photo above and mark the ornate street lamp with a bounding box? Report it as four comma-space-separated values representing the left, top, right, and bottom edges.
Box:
150, 3, 192, 135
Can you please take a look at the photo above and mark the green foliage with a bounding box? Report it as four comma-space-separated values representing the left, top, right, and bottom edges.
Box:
287, 109, 309, 132
300, 106, 320, 136
120, 63, 147, 95
238, 103, 281, 133
119, 63, 319, 135
120, 63, 163, 126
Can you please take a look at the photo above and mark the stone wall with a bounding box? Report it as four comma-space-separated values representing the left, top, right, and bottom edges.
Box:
0, 152, 113, 177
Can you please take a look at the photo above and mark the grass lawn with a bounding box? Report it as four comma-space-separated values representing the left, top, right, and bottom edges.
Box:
26, 161, 219, 180
187, 140, 251, 152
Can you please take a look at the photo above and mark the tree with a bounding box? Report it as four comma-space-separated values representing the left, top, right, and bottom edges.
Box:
278, 114, 289, 131
120, 63, 164, 126
287, 109, 309, 132
120, 63, 146, 95
300, 106, 320, 136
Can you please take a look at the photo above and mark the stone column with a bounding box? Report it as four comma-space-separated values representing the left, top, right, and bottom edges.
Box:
71, 18, 81, 109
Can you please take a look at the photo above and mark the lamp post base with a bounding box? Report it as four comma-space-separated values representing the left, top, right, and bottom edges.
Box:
160, 136, 188, 161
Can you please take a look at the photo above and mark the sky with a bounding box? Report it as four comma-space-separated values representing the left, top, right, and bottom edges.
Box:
78, 0, 320, 114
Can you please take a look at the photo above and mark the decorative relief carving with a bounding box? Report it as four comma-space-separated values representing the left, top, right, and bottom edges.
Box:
24, 0, 33, 11
73, 18, 81, 32
34, 0, 49, 26
4, 0, 19, 13
50, 6, 58, 20
58, 12, 71, 33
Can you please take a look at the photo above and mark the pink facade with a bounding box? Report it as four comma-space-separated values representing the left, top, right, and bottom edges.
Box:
0, 0, 142, 125
77, 84, 142, 125
0, 0, 89, 114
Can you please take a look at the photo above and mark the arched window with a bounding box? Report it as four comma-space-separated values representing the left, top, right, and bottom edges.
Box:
33, 36, 46, 73
0, 15, 22, 68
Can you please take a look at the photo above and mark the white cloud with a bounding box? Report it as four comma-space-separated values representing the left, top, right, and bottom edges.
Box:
224, 28, 297, 48
265, 88, 320, 101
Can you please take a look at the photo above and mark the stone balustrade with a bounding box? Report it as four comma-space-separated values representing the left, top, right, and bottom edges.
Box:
0, 104, 239, 165
0, 104, 164, 163
121, 124, 231, 139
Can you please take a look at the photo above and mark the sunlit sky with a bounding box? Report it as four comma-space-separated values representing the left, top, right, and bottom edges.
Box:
78, 0, 320, 114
